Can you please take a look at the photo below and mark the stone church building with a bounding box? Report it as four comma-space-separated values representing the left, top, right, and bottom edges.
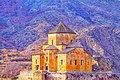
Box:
32, 21, 92, 72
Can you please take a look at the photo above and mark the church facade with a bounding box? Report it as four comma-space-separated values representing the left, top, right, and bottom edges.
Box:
32, 21, 92, 72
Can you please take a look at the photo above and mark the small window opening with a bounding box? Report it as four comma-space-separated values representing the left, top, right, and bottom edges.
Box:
61, 60, 63, 65
71, 40, 73, 43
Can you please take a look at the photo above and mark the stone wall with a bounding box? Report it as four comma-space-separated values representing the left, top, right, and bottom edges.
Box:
46, 72, 120, 80
0, 78, 11, 80
18, 71, 33, 80
19, 71, 120, 80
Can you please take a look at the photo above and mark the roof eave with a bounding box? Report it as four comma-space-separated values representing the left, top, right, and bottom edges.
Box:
48, 32, 76, 34
44, 49, 58, 50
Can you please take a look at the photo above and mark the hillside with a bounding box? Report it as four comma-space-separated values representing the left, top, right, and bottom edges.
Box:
0, 0, 120, 50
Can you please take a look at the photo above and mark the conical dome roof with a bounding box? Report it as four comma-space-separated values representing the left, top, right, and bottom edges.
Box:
49, 21, 76, 34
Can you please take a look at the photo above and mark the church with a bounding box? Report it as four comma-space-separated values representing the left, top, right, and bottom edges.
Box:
32, 21, 92, 72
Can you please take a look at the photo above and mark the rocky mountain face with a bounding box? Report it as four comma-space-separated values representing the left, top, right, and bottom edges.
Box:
77, 26, 120, 71
0, 0, 120, 50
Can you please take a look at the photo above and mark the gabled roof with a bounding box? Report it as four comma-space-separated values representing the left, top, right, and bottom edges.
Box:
32, 51, 45, 55
66, 42, 83, 48
56, 48, 75, 54
48, 21, 76, 34
61, 48, 75, 53
45, 45, 58, 50
11, 57, 31, 61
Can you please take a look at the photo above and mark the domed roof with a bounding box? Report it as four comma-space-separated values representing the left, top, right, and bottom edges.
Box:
49, 21, 76, 34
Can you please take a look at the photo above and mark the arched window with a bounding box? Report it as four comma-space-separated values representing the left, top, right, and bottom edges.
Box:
35, 59, 37, 64
46, 57, 48, 62
75, 60, 77, 65
52, 40, 53, 45
70, 60, 72, 65
56, 56, 58, 58
36, 65, 39, 70
88, 61, 90, 65
61, 60, 63, 65
46, 66, 48, 70
81, 60, 83, 65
